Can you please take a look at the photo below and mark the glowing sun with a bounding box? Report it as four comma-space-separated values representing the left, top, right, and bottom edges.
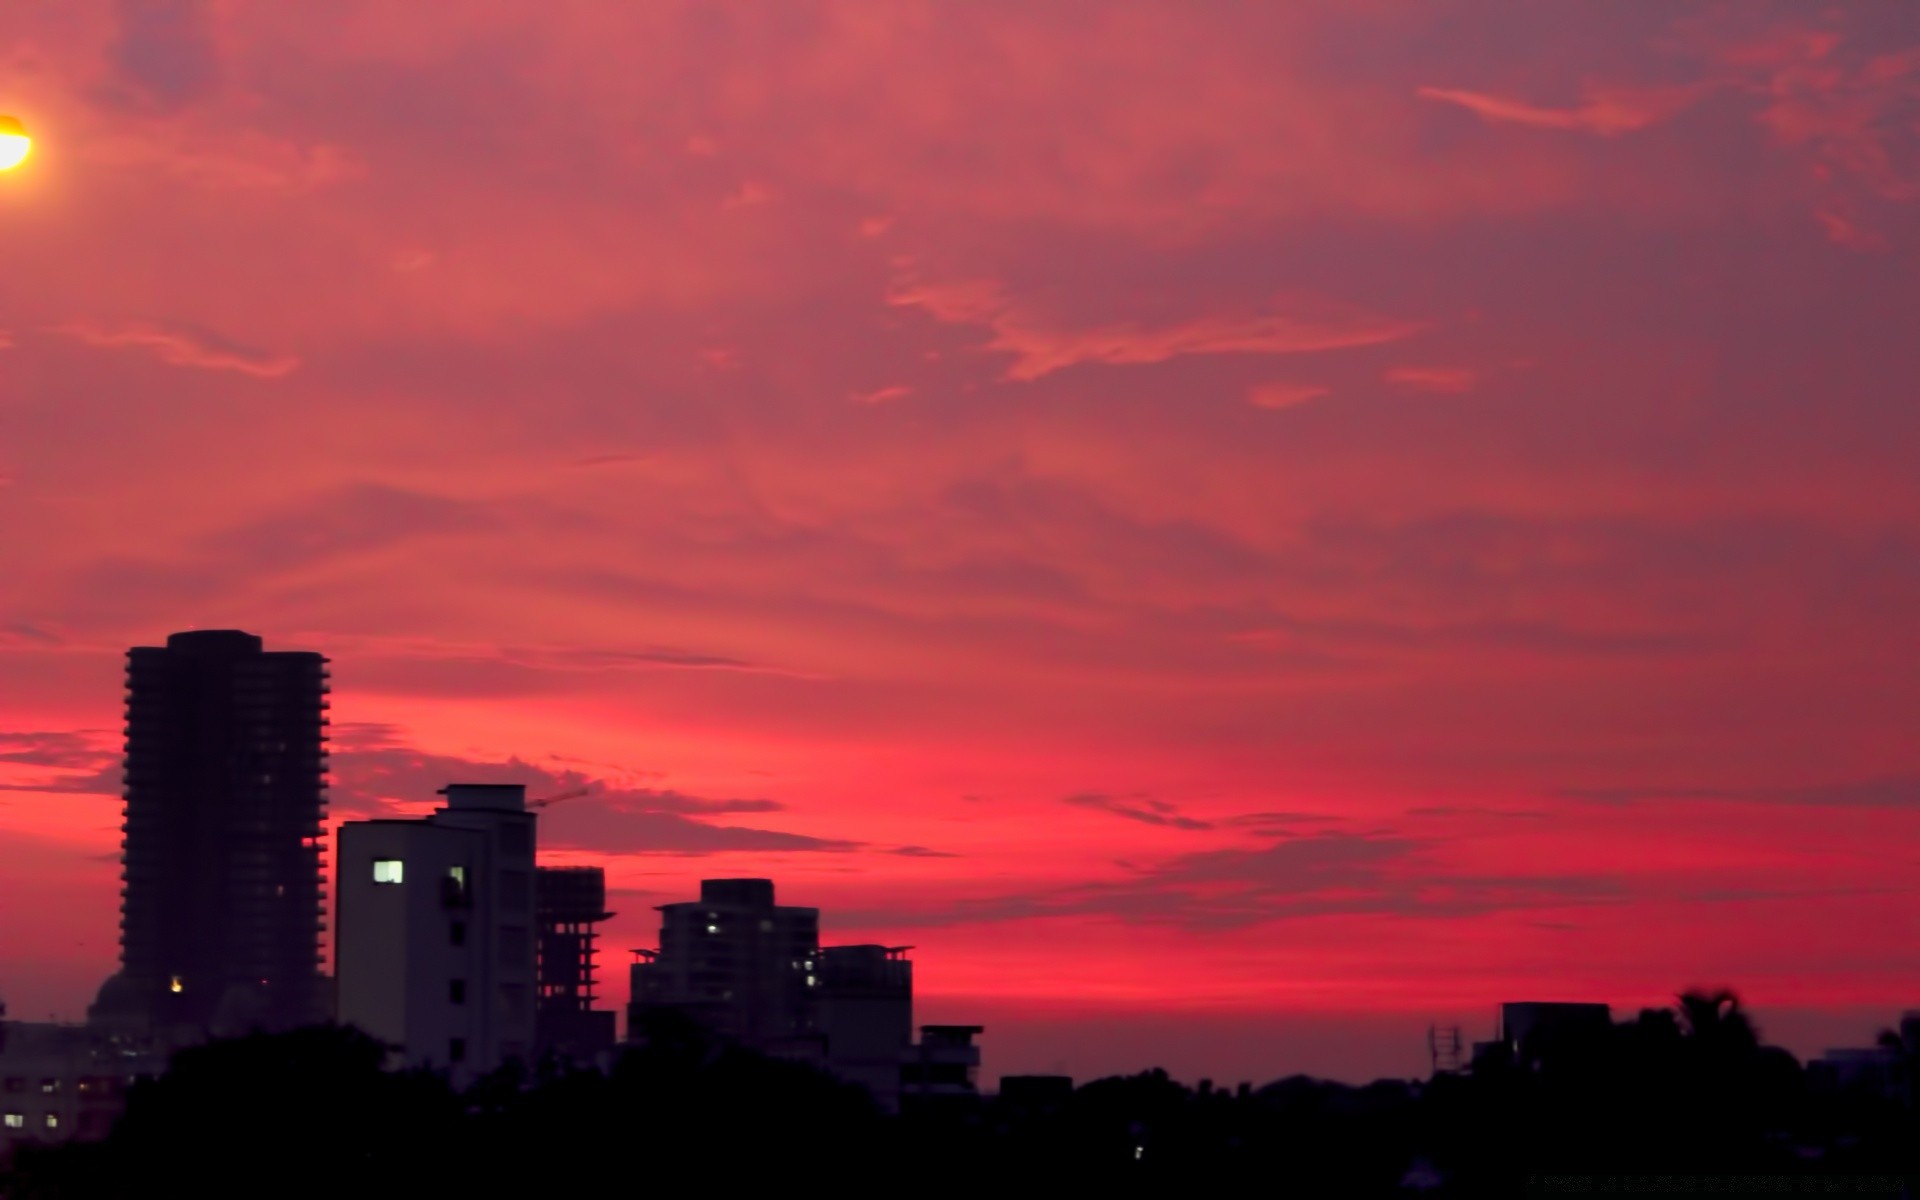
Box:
0, 116, 32, 171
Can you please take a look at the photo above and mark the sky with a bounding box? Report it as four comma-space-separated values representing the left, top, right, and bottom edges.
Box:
3, 1, 1920, 1085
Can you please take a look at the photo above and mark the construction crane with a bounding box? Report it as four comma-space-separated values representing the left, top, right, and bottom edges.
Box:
529, 786, 592, 810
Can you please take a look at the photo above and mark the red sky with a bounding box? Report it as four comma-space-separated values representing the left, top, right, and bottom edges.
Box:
4, 1, 1920, 1084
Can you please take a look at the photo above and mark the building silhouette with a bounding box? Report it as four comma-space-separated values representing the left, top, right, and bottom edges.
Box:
904, 1025, 984, 1103
1498, 1001, 1613, 1066
817, 945, 913, 1111
629, 878, 978, 1110
336, 784, 537, 1085
628, 878, 820, 1052
534, 866, 617, 1061
89, 630, 329, 1037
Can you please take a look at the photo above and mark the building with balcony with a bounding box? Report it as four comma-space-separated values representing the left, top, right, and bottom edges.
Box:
90, 630, 330, 1039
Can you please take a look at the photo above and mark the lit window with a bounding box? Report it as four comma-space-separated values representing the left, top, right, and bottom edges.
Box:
448, 866, 466, 887
806, 975, 817, 987
3, 1114, 22, 1129
44, 1114, 58, 1130
168, 976, 183, 994
706, 924, 720, 934
372, 859, 404, 884
38, 1080, 56, 1095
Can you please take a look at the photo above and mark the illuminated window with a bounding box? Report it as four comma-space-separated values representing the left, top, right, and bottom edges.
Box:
706, 924, 720, 934
372, 859, 404, 884
448, 866, 466, 888
3, 1114, 22, 1129
168, 976, 183, 994
806, 975, 817, 987
44, 1114, 58, 1130
38, 1080, 57, 1095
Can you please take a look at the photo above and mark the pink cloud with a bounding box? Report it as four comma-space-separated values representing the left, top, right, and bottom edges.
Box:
1248, 382, 1332, 410
50, 321, 301, 378
890, 279, 1422, 382
1417, 83, 1706, 137
1385, 366, 1478, 394
854, 385, 914, 405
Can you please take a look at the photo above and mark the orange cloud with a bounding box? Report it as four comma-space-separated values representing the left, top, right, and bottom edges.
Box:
890, 279, 1422, 382
50, 321, 301, 378
1417, 83, 1705, 137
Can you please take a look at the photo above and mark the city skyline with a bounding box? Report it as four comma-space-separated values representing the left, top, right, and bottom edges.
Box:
5, 1, 1920, 1086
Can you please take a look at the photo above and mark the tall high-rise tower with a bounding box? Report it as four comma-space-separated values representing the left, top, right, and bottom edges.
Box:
91, 630, 329, 1036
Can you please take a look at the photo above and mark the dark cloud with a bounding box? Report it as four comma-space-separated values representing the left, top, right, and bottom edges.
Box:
1063, 792, 1212, 831
856, 832, 1622, 932
327, 723, 856, 856
104, 0, 222, 111
1561, 777, 1920, 809
0, 732, 121, 795
890, 844, 958, 858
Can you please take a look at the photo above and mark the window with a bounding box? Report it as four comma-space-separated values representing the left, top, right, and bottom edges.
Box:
372, 859, 404, 885
2, 1078, 22, 1093
448, 865, 466, 887
449, 980, 466, 1005
448, 1038, 466, 1063
3, 1114, 22, 1129
450, 921, 467, 947
38, 1080, 57, 1095
168, 976, 183, 994
44, 1114, 58, 1131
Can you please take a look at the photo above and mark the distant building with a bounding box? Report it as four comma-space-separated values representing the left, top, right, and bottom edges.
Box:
628, 879, 820, 1052
0, 1010, 163, 1155
90, 630, 330, 1038
817, 945, 913, 1112
629, 879, 982, 1110
336, 784, 537, 1086
535, 866, 617, 1061
1810, 1047, 1905, 1103
904, 1025, 984, 1105
1499, 1002, 1612, 1066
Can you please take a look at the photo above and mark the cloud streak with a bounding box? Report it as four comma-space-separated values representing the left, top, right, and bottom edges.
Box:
50, 321, 301, 378
1417, 83, 1705, 137
889, 279, 1422, 382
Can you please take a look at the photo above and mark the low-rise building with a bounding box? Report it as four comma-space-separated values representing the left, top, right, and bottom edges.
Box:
0, 1015, 165, 1157
904, 1025, 984, 1105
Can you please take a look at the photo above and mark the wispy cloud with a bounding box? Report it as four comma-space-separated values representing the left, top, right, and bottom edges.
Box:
1248, 382, 1332, 410
1417, 83, 1705, 137
50, 320, 300, 378
890, 278, 1421, 382
1063, 792, 1212, 831
1561, 777, 1920, 809
1385, 365, 1478, 394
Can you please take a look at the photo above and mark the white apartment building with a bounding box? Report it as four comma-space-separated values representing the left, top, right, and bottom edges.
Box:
336, 784, 537, 1087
